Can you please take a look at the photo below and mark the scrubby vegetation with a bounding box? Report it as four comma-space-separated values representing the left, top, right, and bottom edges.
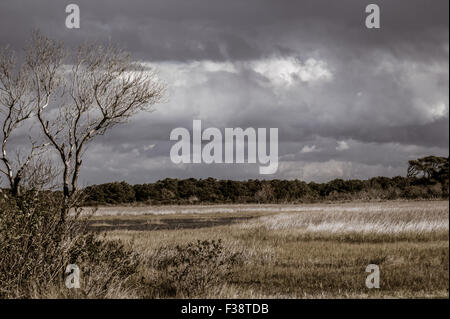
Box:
142, 239, 243, 298
0, 190, 140, 298
82, 156, 448, 205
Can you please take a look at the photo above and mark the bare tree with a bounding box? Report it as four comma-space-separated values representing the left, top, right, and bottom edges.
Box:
0, 46, 43, 196
1, 32, 165, 217
23, 32, 165, 208
20, 154, 60, 192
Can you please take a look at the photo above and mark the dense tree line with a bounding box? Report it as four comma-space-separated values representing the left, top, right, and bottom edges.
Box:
82, 157, 448, 205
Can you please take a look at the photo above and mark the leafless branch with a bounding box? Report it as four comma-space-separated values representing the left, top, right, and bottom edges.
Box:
1, 31, 166, 209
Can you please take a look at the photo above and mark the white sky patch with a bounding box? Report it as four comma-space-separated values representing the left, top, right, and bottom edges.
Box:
277, 160, 402, 182
336, 141, 350, 151
148, 60, 240, 91
429, 102, 448, 120
300, 145, 319, 153
141, 144, 156, 152
252, 57, 333, 86
127, 143, 156, 158
153, 60, 238, 73
198, 60, 238, 73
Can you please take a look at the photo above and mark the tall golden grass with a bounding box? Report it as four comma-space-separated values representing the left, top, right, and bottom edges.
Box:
101, 200, 449, 298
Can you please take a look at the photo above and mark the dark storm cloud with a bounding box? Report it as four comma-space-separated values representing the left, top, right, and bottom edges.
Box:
0, 0, 448, 61
0, 0, 448, 184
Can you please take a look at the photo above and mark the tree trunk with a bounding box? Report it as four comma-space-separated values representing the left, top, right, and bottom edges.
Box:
11, 176, 21, 197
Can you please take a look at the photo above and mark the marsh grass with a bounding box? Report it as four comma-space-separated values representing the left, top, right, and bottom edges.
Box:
104, 200, 449, 298
4, 199, 445, 298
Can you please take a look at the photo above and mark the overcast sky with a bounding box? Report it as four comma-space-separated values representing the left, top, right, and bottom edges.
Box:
0, 0, 448, 184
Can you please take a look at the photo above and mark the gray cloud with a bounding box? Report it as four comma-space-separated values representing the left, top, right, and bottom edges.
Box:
0, 0, 448, 185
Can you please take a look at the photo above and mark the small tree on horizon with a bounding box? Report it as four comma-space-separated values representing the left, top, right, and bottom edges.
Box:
407, 155, 449, 183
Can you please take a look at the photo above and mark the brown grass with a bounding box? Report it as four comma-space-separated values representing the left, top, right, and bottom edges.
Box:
94, 200, 449, 298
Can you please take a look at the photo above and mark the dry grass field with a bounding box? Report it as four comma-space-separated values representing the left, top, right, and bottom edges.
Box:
90, 200, 449, 298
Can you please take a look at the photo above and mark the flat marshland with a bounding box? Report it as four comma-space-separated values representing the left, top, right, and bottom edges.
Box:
90, 201, 449, 298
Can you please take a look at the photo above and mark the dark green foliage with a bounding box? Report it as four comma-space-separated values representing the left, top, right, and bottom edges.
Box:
79, 157, 449, 205
84, 181, 136, 205
82, 175, 448, 206
408, 156, 449, 183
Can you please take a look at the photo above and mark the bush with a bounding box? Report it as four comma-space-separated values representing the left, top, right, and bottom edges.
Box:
0, 190, 139, 298
147, 239, 242, 298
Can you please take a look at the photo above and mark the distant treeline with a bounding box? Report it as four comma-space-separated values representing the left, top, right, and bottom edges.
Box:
82, 156, 448, 205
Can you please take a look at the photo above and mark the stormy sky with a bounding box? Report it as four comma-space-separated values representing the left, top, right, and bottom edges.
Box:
0, 0, 448, 184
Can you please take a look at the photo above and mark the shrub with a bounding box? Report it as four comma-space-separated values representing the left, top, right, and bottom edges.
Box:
148, 239, 242, 298
0, 190, 139, 298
